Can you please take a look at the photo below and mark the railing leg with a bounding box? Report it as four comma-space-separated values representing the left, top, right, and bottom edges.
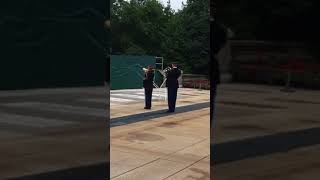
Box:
281, 70, 295, 92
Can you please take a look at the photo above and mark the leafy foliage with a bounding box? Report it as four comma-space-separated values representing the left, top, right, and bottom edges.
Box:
111, 0, 210, 75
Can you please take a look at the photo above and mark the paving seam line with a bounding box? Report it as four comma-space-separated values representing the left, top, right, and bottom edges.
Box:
163, 155, 210, 180
110, 158, 160, 179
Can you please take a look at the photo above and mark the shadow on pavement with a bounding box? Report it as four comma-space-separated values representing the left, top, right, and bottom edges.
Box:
9, 162, 109, 180
212, 127, 320, 165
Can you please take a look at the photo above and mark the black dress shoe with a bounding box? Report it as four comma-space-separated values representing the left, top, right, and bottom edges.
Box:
144, 107, 151, 109
166, 110, 174, 113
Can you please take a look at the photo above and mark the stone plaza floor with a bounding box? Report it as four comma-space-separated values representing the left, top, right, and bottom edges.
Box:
1, 84, 319, 179
0, 87, 108, 179
110, 88, 210, 180
213, 83, 320, 180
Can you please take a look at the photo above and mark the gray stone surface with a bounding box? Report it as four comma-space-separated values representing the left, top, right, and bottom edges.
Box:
0, 86, 108, 179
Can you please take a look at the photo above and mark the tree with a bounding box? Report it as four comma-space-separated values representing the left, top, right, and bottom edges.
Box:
111, 0, 211, 74
178, 0, 210, 74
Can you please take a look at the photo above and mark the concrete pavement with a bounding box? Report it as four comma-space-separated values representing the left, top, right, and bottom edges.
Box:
2, 84, 319, 179
110, 88, 210, 180
0, 87, 108, 179
212, 83, 320, 179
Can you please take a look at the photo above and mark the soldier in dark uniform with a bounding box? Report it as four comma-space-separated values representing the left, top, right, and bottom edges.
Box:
210, 20, 227, 127
166, 63, 182, 113
143, 65, 154, 109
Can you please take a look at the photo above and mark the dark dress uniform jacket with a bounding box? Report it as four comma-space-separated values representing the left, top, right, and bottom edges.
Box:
166, 68, 181, 88
143, 70, 154, 89
211, 21, 227, 85
210, 21, 227, 130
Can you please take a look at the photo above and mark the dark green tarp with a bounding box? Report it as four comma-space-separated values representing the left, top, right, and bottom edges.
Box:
110, 55, 156, 90
0, 0, 109, 90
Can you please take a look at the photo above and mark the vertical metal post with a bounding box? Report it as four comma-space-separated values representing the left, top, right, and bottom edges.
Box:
281, 70, 295, 92
286, 70, 291, 88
